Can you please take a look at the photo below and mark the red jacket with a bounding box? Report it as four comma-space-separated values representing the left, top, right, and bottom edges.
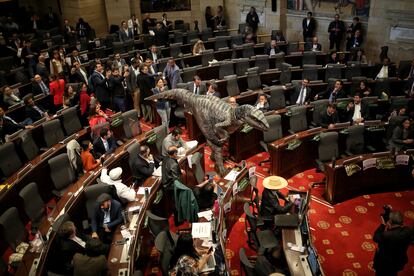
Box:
79, 90, 91, 116
49, 79, 65, 106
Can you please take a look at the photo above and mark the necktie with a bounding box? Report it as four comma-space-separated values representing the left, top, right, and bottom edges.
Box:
329, 90, 337, 103
4, 116, 17, 125
196, 86, 199, 95
40, 82, 49, 94
297, 87, 305, 105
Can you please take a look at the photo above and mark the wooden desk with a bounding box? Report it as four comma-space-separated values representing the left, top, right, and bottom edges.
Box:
325, 151, 414, 204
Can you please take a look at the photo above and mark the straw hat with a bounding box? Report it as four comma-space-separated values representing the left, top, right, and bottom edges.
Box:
262, 176, 288, 190
269, 273, 286, 276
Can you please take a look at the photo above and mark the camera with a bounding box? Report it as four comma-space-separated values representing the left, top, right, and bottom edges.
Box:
380, 205, 392, 223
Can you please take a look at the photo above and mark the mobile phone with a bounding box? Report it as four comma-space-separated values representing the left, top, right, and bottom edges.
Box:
208, 174, 214, 183
207, 246, 213, 254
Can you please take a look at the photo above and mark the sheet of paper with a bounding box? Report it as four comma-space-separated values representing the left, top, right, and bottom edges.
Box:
149, 30, 155, 36
396, 154, 409, 165
186, 140, 198, 150
249, 166, 256, 177
224, 170, 240, 181
187, 154, 193, 169
152, 166, 162, 177
137, 186, 152, 195
128, 205, 141, 212
191, 222, 212, 239
121, 229, 133, 239
197, 210, 213, 221
363, 158, 376, 170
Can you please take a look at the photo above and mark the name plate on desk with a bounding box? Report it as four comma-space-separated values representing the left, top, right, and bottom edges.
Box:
40, 147, 56, 160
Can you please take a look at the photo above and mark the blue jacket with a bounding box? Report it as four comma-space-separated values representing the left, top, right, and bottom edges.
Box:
91, 199, 123, 232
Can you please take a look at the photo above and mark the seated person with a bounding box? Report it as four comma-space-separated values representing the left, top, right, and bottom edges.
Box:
91, 193, 123, 243
289, 78, 311, 105
161, 146, 183, 193
255, 245, 289, 276
93, 128, 117, 158
73, 238, 108, 276
100, 167, 136, 202
328, 50, 339, 64
32, 74, 50, 95
320, 104, 339, 129
255, 93, 270, 113
264, 40, 280, 56
169, 233, 213, 275
227, 96, 238, 108
271, 30, 286, 42
131, 145, 156, 186
355, 80, 372, 97
345, 93, 369, 124
352, 49, 368, 64
3, 86, 22, 107
23, 94, 49, 122
81, 140, 101, 172
0, 106, 33, 142
206, 82, 221, 98
192, 40, 205, 55
88, 102, 109, 128
192, 177, 218, 210
161, 127, 187, 157
259, 176, 293, 227
314, 80, 347, 103
346, 29, 363, 50
376, 57, 396, 79
305, 36, 322, 52
389, 119, 414, 151
50, 221, 88, 275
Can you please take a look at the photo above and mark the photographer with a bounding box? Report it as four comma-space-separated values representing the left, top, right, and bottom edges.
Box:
373, 210, 412, 276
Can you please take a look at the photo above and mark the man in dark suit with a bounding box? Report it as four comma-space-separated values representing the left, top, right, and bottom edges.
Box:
305, 36, 322, 52
320, 104, 339, 129
259, 176, 293, 229
163, 58, 182, 89
132, 145, 156, 186
206, 82, 221, 98
118, 21, 133, 42
328, 14, 346, 51
36, 55, 49, 83
302, 12, 316, 42
23, 94, 48, 122
373, 211, 412, 276
33, 74, 49, 95
152, 22, 169, 46
91, 63, 111, 110
290, 78, 312, 105
375, 57, 397, 79
93, 128, 117, 158
52, 221, 88, 275
264, 40, 280, 56
315, 80, 347, 103
142, 13, 155, 34
91, 193, 123, 244
346, 29, 363, 51
73, 239, 108, 276
69, 60, 89, 84
389, 119, 414, 151
149, 45, 162, 64
161, 146, 182, 193
186, 75, 207, 95
0, 106, 33, 142
63, 19, 77, 43
345, 93, 369, 124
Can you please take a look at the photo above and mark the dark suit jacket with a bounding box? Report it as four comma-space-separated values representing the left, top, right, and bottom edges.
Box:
91, 71, 111, 103
36, 63, 49, 82
304, 42, 322, 52
25, 105, 45, 122
317, 88, 347, 102
345, 102, 369, 122
118, 28, 133, 42
186, 82, 207, 95
302, 17, 316, 38
132, 155, 155, 186
389, 126, 414, 150
91, 199, 123, 233
49, 234, 88, 274
109, 76, 126, 98
346, 35, 363, 50
328, 20, 346, 40
290, 85, 312, 104
153, 28, 169, 46
32, 82, 48, 95
93, 136, 117, 158
259, 188, 292, 219
373, 224, 412, 273
0, 116, 24, 136
264, 46, 280, 55
320, 110, 338, 128
69, 68, 88, 84
73, 254, 107, 276
161, 156, 181, 190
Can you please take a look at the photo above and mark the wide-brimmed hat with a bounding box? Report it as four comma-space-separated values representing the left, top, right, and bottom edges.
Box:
262, 176, 288, 190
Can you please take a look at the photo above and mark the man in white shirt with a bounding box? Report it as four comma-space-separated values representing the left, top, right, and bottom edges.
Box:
376, 57, 391, 79
127, 14, 141, 36
100, 167, 136, 202
150, 45, 161, 64
346, 93, 368, 124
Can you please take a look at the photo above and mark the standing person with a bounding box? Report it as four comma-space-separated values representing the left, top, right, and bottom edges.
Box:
246, 7, 260, 35
76, 18, 91, 39
50, 50, 64, 77
205, 6, 214, 30
127, 58, 141, 116
49, 75, 65, 111
152, 77, 171, 128
373, 211, 412, 276
136, 64, 154, 123
36, 55, 49, 83
214, 5, 226, 30
79, 83, 91, 123
109, 67, 127, 112
302, 11, 316, 42
328, 14, 346, 51
118, 20, 133, 42
91, 64, 111, 110
152, 22, 169, 46
161, 146, 183, 195
163, 58, 182, 89
21, 40, 37, 78
142, 13, 155, 34
128, 14, 141, 36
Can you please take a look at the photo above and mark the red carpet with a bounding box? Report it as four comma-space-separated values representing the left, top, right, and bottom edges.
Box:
141, 121, 414, 276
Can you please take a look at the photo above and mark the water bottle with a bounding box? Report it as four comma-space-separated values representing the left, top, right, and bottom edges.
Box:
144, 188, 149, 199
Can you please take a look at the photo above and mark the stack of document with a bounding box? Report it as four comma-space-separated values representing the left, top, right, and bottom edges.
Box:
191, 222, 212, 240
197, 210, 213, 221
152, 166, 162, 177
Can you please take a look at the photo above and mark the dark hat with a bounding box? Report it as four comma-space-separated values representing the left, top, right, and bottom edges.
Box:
96, 193, 111, 204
